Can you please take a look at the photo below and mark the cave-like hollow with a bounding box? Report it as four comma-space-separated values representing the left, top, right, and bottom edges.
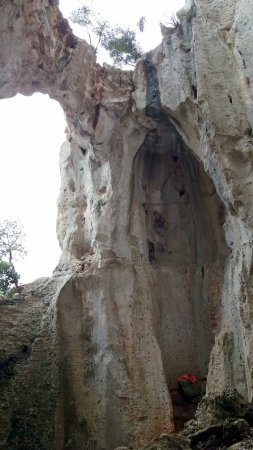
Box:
130, 118, 229, 429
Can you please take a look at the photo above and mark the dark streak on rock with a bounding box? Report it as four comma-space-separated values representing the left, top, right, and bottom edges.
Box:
79, 146, 87, 156
93, 103, 101, 129
143, 59, 162, 120
191, 85, 197, 99
148, 240, 155, 262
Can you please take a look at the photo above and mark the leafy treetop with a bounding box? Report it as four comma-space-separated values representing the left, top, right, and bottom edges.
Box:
70, 5, 143, 67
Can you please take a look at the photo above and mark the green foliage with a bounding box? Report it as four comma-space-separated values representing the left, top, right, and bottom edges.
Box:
0, 260, 19, 294
92, 19, 109, 53
69, 5, 143, 67
101, 27, 143, 67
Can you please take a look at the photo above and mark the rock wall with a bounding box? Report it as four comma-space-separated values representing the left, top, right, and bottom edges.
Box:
0, 0, 253, 449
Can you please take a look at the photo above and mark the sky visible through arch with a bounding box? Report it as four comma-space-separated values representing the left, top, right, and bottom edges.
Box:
0, 95, 65, 283
0, 0, 185, 284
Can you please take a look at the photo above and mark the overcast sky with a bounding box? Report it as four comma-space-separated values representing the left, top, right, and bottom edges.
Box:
0, 95, 64, 283
0, 0, 185, 283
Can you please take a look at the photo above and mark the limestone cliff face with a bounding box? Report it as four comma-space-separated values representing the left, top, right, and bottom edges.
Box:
0, 0, 252, 449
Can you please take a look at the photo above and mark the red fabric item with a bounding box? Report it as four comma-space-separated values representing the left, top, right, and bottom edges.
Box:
176, 373, 198, 384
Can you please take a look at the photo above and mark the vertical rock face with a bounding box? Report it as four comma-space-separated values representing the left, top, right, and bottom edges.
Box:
0, 0, 252, 449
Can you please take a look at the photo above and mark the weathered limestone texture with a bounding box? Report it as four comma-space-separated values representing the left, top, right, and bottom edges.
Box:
0, 0, 253, 449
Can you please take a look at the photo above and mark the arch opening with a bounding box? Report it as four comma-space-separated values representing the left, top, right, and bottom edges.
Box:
0, 93, 65, 283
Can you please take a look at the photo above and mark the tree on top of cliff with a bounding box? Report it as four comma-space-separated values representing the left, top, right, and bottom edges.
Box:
0, 219, 26, 264
100, 26, 143, 67
70, 5, 143, 67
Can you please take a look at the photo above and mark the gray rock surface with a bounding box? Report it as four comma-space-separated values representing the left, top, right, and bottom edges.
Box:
0, 0, 253, 449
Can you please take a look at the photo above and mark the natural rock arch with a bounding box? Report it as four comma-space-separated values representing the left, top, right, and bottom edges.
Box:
1, 0, 253, 449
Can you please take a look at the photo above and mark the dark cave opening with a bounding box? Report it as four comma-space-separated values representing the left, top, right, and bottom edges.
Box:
131, 120, 228, 429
